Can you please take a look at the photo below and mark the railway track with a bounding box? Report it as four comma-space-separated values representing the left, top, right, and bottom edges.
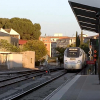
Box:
0, 67, 63, 88
1, 66, 91, 100
0, 71, 45, 88
17, 66, 91, 100
0, 67, 63, 99
0, 70, 65, 100
5, 65, 93, 100
1, 69, 82, 100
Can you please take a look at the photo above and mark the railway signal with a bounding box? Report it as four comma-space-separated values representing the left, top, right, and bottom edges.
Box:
88, 51, 92, 54
94, 54, 97, 58
94, 59, 97, 62
46, 70, 48, 73
93, 50, 97, 60
94, 50, 97, 53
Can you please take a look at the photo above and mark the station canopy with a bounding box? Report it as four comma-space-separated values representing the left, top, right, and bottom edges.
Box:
68, 0, 100, 33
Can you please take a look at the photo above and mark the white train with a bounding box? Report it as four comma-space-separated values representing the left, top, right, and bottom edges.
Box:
64, 47, 87, 70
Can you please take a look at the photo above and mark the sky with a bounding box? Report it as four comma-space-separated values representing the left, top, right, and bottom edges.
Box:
1, 0, 98, 37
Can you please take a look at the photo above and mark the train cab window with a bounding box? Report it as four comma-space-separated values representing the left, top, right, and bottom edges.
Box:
67, 49, 79, 57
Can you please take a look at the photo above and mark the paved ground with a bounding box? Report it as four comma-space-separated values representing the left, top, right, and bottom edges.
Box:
45, 75, 100, 100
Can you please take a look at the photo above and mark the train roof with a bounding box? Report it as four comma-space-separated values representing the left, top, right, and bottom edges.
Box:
65, 47, 85, 52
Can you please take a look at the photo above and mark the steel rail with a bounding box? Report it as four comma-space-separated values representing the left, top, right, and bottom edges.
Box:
0, 67, 62, 82
0, 70, 44, 82
0, 72, 45, 88
3, 71, 66, 100
0, 68, 63, 88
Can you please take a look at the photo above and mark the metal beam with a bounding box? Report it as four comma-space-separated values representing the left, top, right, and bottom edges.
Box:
77, 16, 98, 24
74, 8, 96, 19
81, 27, 98, 33
70, 2, 98, 12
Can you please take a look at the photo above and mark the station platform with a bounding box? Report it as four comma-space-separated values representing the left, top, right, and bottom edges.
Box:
44, 75, 100, 100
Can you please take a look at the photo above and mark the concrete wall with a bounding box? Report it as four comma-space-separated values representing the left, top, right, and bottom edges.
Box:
0, 54, 8, 70
22, 51, 35, 69
7, 54, 23, 69
0, 51, 35, 70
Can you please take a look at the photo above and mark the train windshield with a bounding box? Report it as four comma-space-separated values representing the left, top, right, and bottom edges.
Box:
67, 48, 79, 57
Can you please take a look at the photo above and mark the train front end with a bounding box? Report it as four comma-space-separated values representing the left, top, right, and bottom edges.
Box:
64, 48, 82, 70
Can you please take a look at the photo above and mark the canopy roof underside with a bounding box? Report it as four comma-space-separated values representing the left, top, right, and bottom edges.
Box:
68, 0, 100, 33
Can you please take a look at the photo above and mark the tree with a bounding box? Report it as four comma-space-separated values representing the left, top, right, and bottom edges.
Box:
77, 35, 80, 47
55, 47, 66, 64
0, 39, 20, 52
67, 43, 76, 47
80, 30, 83, 45
22, 40, 47, 61
0, 17, 41, 40
76, 31, 78, 47
79, 41, 89, 54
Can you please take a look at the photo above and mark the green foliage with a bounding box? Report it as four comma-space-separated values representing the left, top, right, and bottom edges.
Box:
77, 35, 80, 47
76, 31, 80, 47
11, 45, 20, 52
55, 47, 66, 64
0, 18, 9, 28
79, 41, 89, 54
80, 30, 83, 45
76, 31, 77, 47
67, 43, 76, 47
0, 39, 20, 52
0, 17, 41, 40
0, 39, 11, 51
23, 40, 47, 61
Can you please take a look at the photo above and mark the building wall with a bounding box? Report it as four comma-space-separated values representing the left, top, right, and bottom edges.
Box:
40, 37, 51, 57
51, 42, 57, 57
11, 37, 19, 47
9, 28, 20, 39
0, 51, 35, 70
7, 54, 23, 69
22, 51, 35, 69
45, 43, 51, 57
39, 36, 69, 57
0, 36, 11, 43
0, 28, 8, 34
69, 37, 76, 45
56, 38, 70, 48
0, 31, 9, 36
10, 35, 19, 39
0, 36, 19, 47
0, 53, 9, 70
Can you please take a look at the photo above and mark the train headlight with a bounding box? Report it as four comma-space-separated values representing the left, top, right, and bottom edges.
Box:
77, 60, 81, 63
